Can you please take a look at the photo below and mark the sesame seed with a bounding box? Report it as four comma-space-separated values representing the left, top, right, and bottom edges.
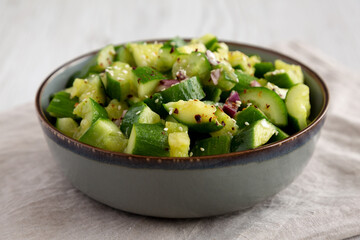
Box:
154, 99, 159, 103
179, 127, 183, 131
164, 128, 168, 131
136, 111, 141, 115
200, 147, 205, 152
117, 105, 121, 110
245, 122, 249, 126
189, 152, 193, 157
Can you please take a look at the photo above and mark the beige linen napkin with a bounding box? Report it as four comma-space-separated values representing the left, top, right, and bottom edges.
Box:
1, 42, 360, 240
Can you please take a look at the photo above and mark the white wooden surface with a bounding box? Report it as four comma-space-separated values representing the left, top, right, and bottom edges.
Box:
0, 0, 359, 112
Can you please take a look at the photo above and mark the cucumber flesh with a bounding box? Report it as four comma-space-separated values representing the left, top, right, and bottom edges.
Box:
128, 43, 163, 68
71, 74, 106, 104
55, 118, 79, 137
254, 62, 275, 78
79, 118, 128, 152
105, 99, 128, 120
231, 119, 276, 152
125, 123, 169, 157
115, 45, 136, 66
133, 66, 166, 99
238, 87, 288, 127
285, 83, 311, 131
168, 132, 190, 157
105, 62, 134, 101
210, 107, 238, 137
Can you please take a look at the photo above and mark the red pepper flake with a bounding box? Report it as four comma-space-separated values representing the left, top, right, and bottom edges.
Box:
170, 47, 174, 54
266, 104, 270, 109
243, 89, 247, 94
127, 94, 133, 98
258, 91, 262, 97
177, 57, 180, 62
174, 108, 179, 114
74, 102, 79, 107
231, 127, 235, 130
221, 121, 226, 126
161, 131, 165, 135
209, 117, 212, 122
132, 66, 137, 70
137, 78, 141, 83
195, 114, 202, 123
195, 48, 198, 52
165, 147, 169, 151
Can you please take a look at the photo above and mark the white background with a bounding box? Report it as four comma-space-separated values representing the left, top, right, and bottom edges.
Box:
0, 0, 359, 112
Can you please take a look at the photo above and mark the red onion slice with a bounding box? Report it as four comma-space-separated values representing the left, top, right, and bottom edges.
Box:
250, 80, 261, 87
227, 90, 240, 103
210, 69, 221, 85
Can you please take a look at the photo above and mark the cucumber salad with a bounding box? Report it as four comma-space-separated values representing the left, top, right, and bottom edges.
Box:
47, 34, 311, 157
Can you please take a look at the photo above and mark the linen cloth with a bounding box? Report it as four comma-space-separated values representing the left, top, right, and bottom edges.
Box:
1, 43, 359, 240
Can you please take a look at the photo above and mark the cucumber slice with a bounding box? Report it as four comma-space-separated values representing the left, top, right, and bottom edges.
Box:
73, 45, 116, 80
156, 46, 179, 72
163, 100, 223, 133
71, 74, 106, 104
105, 99, 128, 120
203, 86, 222, 102
143, 93, 168, 118
177, 43, 206, 54
55, 118, 79, 137
105, 62, 135, 101
265, 82, 288, 100
73, 98, 109, 139
228, 51, 255, 75
165, 121, 188, 133
210, 107, 239, 137
115, 45, 136, 66
128, 43, 163, 68
191, 135, 231, 156
191, 34, 218, 49
79, 118, 128, 152
172, 52, 211, 83
238, 87, 288, 127
133, 66, 166, 99
285, 83, 311, 131
168, 131, 190, 157
254, 62, 275, 78
163, 37, 186, 48
213, 62, 238, 91
275, 59, 304, 85
264, 70, 295, 88
160, 76, 205, 103
232, 70, 257, 91
211, 42, 229, 59
47, 92, 78, 118
231, 119, 277, 152
235, 106, 289, 141
125, 123, 169, 157
120, 102, 160, 137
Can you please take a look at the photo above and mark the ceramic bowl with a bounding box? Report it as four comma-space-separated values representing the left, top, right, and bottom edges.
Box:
35, 40, 329, 218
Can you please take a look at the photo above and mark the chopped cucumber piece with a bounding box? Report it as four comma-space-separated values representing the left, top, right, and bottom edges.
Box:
275, 59, 304, 85
143, 93, 168, 118
203, 86, 222, 102
231, 119, 277, 152
265, 82, 288, 100
125, 123, 169, 157
105, 99, 128, 120
79, 118, 127, 152
160, 76, 205, 103
165, 121, 188, 133
168, 132, 190, 157
157, 46, 179, 72
73, 98, 108, 139
172, 52, 211, 83
213, 62, 238, 91
163, 37, 186, 48
115, 45, 136, 66
238, 87, 288, 127
177, 43, 206, 54
55, 118, 79, 137
120, 102, 160, 137
285, 83, 311, 131
228, 51, 255, 75
254, 62, 275, 78
105, 62, 135, 101
191, 135, 231, 156
210, 107, 239, 137
191, 34, 218, 49
71, 74, 106, 104
47, 92, 78, 118
133, 66, 166, 99
163, 100, 223, 133
128, 43, 163, 68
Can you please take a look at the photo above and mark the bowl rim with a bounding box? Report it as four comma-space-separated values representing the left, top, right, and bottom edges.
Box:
35, 39, 329, 167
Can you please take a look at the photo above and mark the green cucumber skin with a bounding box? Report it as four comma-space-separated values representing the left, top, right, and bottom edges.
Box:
203, 86, 222, 102
235, 106, 267, 129
105, 74, 130, 102
120, 102, 146, 137
269, 127, 289, 143
163, 37, 186, 48
254, 62, 275, 78
115, 45, 136, 66
47, 92, 78, 118
234, 70, 257, 89
133, 66, 166, 84
128, 123, 169, 157
238, 87, 288, 127
160, 76, 205, 103
191, 135, 231, 156
143, 93, 168, 118
264, 72, 294, 88
79, 118, 127, 152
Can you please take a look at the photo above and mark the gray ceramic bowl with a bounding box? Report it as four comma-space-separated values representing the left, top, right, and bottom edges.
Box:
36, 40, 329, 218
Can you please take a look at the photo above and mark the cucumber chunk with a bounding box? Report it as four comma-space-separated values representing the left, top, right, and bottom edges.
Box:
163, 100, 223, 133
160, 76, 205, 103
143, 93, 168, 118
163, 37, 186, 48
177, 43, 206, 54
228, 51, 255, 75
120, 102, 160, 137
157, 46, 179, 72
191, 135, 231, 156
172, 52, 211, 83
275, 59, 304, 85
73, 98, 109, 139
128, 43, 163, 68
79, 118, 127, 152
231, 119, 277, 152
203, 86, 222, 102
105, 99, 128, 120
254, 62, 275, 78
213, 62, 238, 91
238, 87, 288, 127
115, 45, 136, 66
47, 92, 78, 118
210, 107, 239, 137
125, 123, 169, 157
55, 118, 79, 137
191, 34, 218, 49
285, 83, 311, 131
71, 74, 106, 104
105, 62, 135, 101
133, 66, 166, 99
165, 121, 188, 133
